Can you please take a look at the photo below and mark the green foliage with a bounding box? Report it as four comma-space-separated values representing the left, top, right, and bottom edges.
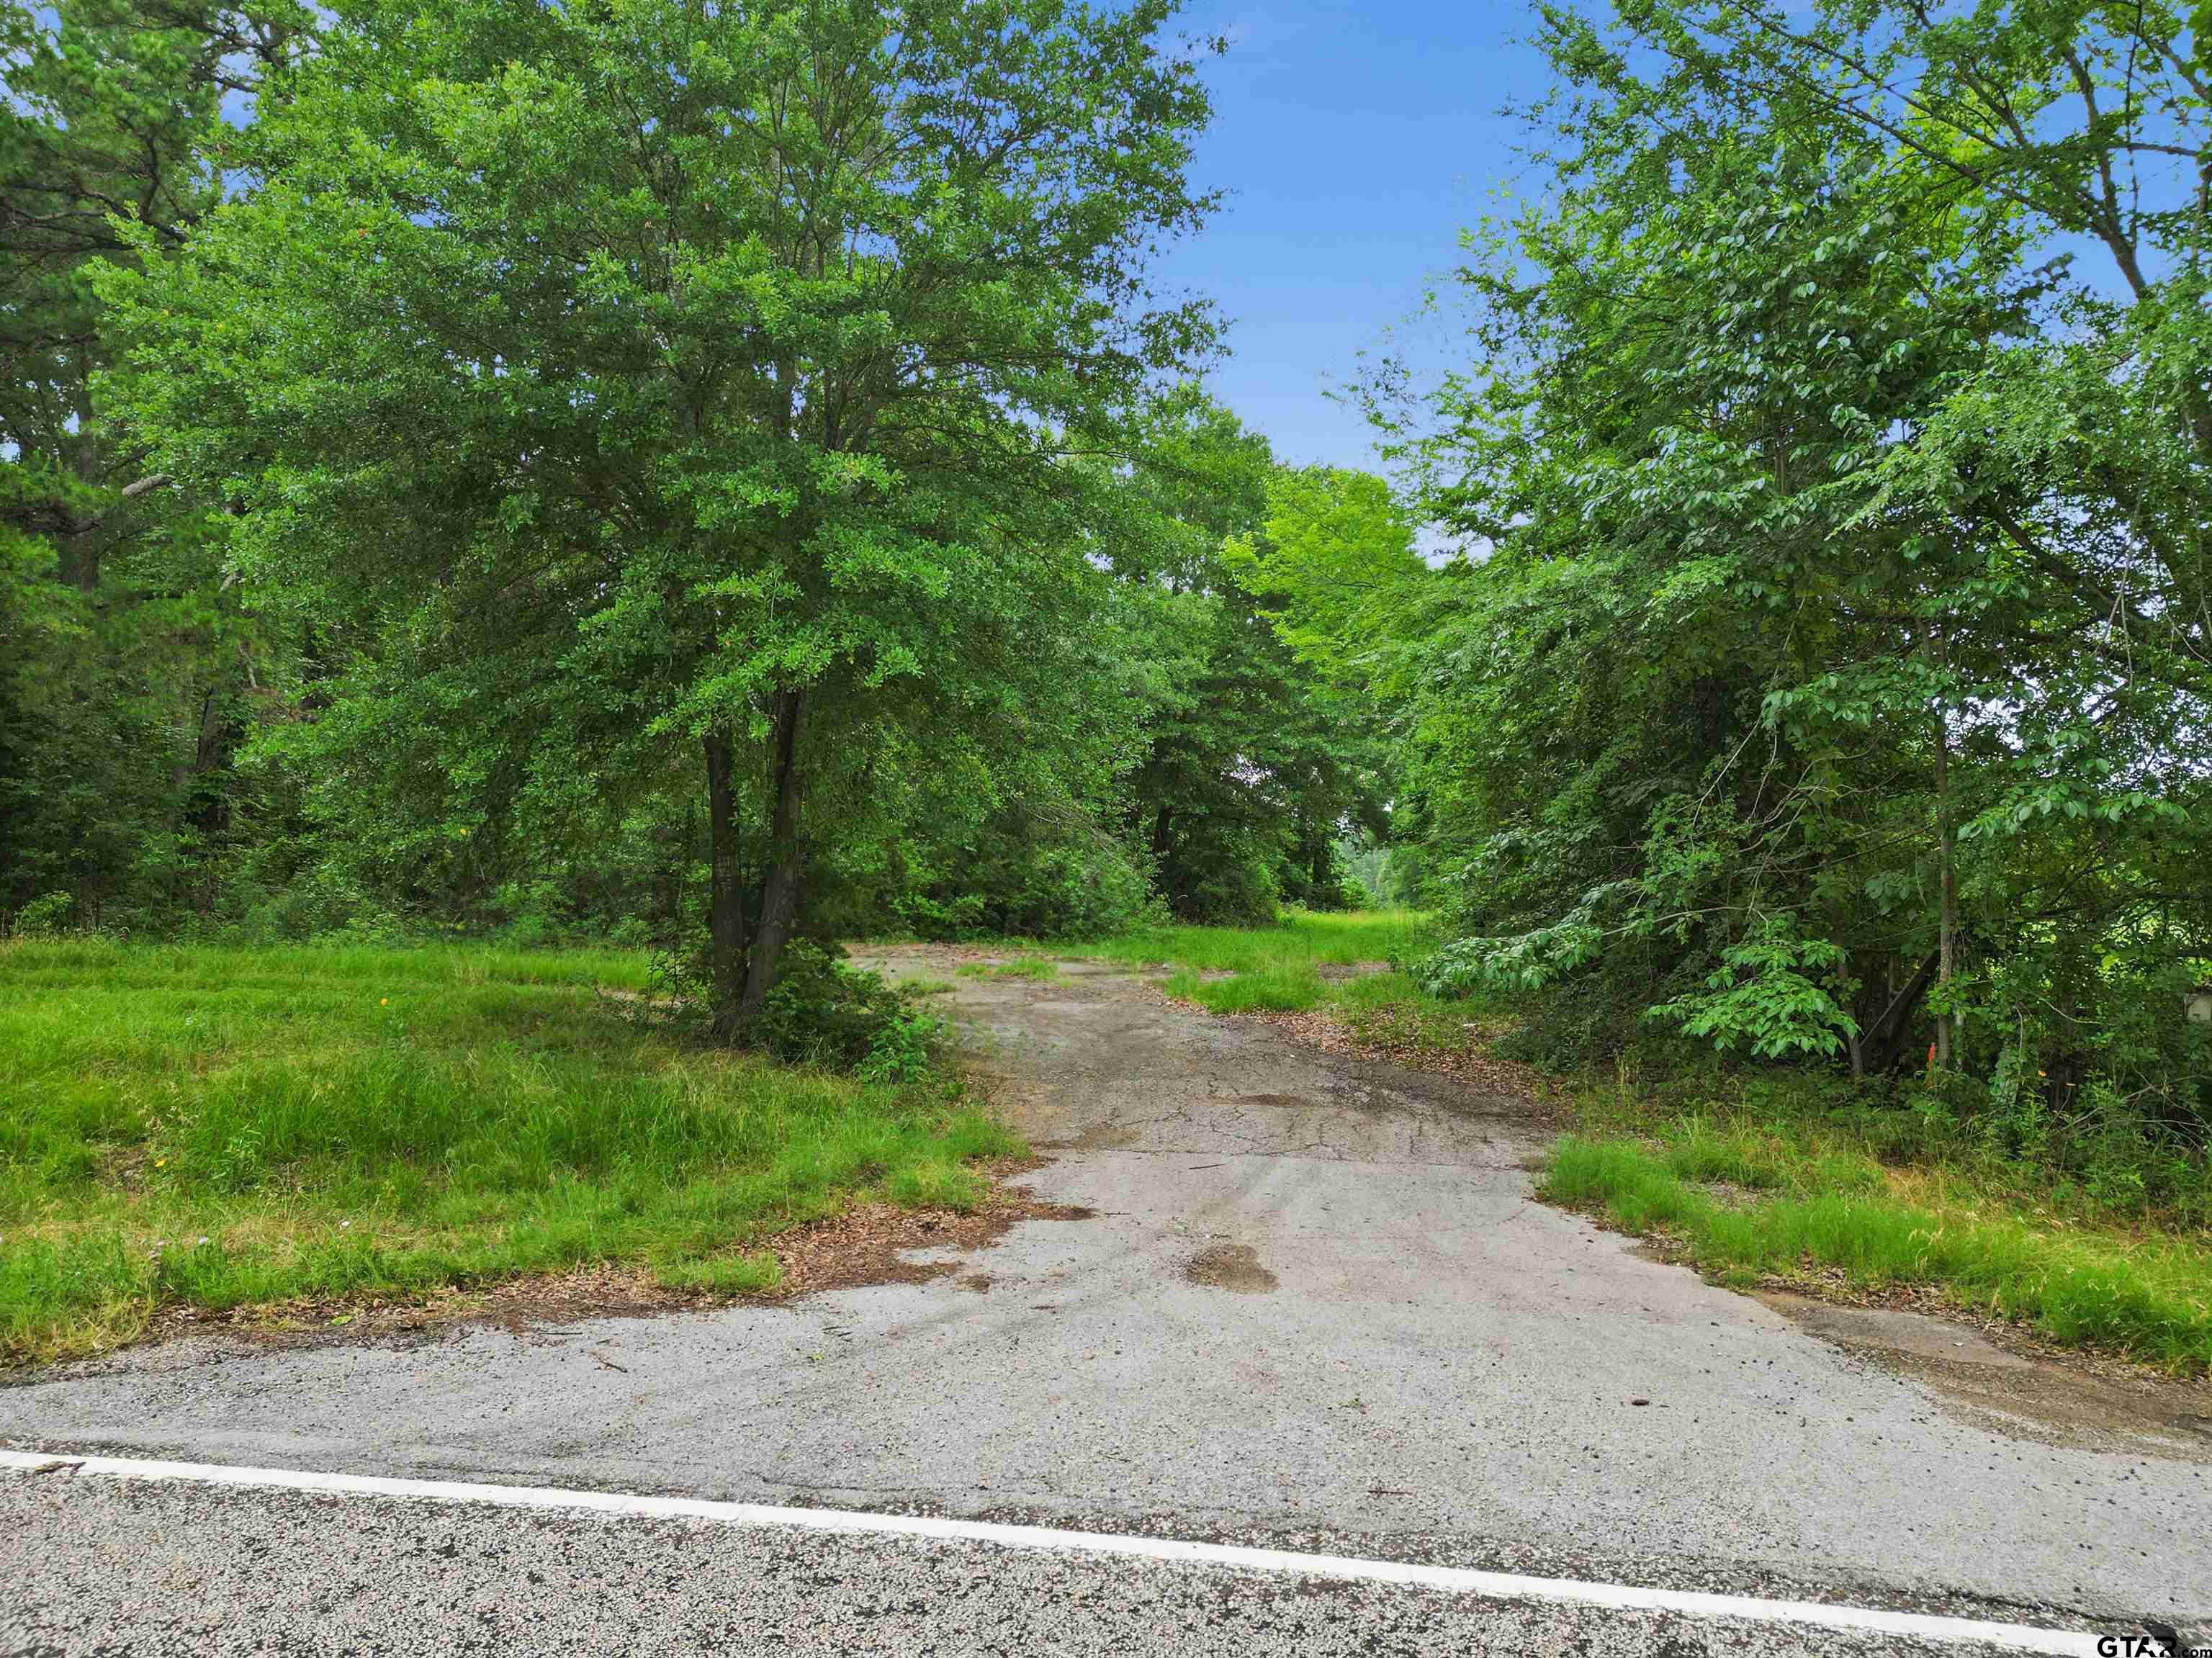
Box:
1651, 919, 1858, 1060
92, 0, 1220, 1034
1, 3, 309, 927
1204, 0, 2212, 1161
855, 1006, 943, 1088
1162, 964, 1323, 1014
0, 939, 1012, 1362
1058, 909, 1441, 1019
8, 892, 75, 940
876, 797, 1160, 942
757, 940, 941, 1076
955, 959, 1061, 981
1064, 908, 1439, 976
11, 0, 2211, 1279
1099, 399, 1393, 925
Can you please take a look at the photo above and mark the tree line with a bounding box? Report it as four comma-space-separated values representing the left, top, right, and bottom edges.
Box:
1, 0, 1386, 1037
1243, 0, 2212, 1161
5, 0, 2209, 1160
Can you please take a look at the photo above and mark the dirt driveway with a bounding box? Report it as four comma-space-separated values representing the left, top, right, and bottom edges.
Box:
5, 947, 2209, 1630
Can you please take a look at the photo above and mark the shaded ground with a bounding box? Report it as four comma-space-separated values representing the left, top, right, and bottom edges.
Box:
4, 946, 2209, 1638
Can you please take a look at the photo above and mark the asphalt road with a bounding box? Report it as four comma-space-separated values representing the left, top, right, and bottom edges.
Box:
0, 1458, 2123, 1655
6, 950, 2209, 1652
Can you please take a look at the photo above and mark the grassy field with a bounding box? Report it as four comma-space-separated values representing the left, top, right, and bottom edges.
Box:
1102, 911, 2212, 1372
1066, 908, 1439, 977
0, 940, 1015, 1364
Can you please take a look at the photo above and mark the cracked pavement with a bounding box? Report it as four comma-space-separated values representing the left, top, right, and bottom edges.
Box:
5, 947, 2208, 1649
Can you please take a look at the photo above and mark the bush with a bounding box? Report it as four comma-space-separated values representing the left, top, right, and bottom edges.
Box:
9, 891, 75, 939
759, 940, 941, 1076
1161, 835, 1279, 926
858, 1006, 943, 1084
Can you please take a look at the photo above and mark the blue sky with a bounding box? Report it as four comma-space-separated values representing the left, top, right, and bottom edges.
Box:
1158, 3, 1558, 473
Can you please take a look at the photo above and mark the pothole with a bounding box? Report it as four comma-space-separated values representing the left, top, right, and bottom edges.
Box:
1184, 1242, 1279, 1294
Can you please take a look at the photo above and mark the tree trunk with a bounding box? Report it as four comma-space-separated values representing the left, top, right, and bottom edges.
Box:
1863, 949, 1941, 1074
1841, 948, 1865, 1081
735, 688, 809, 1038
1930, 623, 1959, 1071
704, 731, 746, 1041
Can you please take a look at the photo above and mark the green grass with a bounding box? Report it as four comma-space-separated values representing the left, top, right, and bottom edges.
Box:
955, 959, 1061, 981
928, 909, 1441, 1017
1128, 914, 1506, 1057
1543, 1132, 2212, 1371
1057, 909, 1509, 1054
0, 938, 1018, 1364
1028, 909, 1442, 1019
1541, 1068, 2212, 1373
1162, 965, 1323, 1014
1066, 908, 1439, 981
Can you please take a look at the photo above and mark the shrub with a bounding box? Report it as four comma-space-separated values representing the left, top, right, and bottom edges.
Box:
858, 1006, 944, 1085
886, 811, 1159, 940
758, 940, 912, 1071
9, 891, 74, 939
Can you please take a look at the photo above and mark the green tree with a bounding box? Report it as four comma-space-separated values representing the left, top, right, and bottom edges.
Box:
99, 0, 1218, 1032
1, 0, 309, 922
1096, 397, 1388, 922
1344, 0, 2211, 1138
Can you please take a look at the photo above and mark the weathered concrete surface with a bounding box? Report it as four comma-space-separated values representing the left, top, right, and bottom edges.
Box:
5, 950, 2209, 1637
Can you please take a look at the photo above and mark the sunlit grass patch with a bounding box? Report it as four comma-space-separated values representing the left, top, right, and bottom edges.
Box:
1161, 965, 1325, 1014
1068, 908, 1439, 976
0, 939, 1018, 1364
955, 959, 1061, 981
1058, 909, 1438, 1017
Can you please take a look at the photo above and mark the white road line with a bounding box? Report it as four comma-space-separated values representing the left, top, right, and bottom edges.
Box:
0, 1447, 2102, 1654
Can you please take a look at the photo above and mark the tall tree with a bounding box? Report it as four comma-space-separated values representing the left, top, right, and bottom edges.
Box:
1, 0, 308, 919
99, 0, 1218, 1032
1096, 396, 1388, 922
1341, 0, 2212, 1121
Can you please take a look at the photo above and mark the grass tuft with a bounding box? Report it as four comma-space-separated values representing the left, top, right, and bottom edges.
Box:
1066, 908, 1437, 977
1046, 909, 1435, 1016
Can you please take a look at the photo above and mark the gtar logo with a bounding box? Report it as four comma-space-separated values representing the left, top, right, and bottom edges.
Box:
2097, 1626, 2200, 1658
